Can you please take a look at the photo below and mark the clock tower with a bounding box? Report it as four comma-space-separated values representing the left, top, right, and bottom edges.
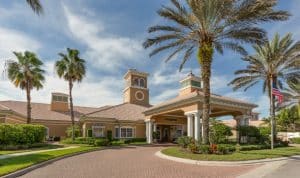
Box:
123, 69, 150, 106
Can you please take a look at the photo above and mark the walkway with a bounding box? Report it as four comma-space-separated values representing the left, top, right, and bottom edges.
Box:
19, 146, 258, 178
0, 146, 77, 159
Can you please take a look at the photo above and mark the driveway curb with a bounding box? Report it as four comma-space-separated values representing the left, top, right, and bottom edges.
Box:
156, 150, 299, 166
1, 146, 117, 178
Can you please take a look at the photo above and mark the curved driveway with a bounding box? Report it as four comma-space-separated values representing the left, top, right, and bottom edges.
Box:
20, 146, 257, 178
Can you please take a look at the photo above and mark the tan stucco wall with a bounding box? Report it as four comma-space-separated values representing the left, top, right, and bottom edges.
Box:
36, 123, 71, 138
83, 121, 146, 138
123, 87, 149, 106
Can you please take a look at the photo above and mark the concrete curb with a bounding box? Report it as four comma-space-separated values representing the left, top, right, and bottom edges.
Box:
155, 150, 299, 166
0, 146, 78, 160
1, 146, 108, 178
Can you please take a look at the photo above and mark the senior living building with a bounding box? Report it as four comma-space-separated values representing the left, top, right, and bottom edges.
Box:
0, 69, 258, 142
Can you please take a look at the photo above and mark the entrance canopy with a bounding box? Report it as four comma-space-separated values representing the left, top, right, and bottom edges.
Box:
143, 91, 257, 143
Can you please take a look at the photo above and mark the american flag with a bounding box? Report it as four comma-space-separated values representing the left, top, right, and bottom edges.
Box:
272, 86, 283, 104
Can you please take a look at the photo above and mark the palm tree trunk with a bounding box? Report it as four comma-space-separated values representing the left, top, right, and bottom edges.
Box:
198, 42, 213, 144
26, 82, 31, 124
69, 80, 75, 142
268, 77, 276, 149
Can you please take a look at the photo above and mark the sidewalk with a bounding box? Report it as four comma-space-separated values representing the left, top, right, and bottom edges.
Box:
0, 146, 78, 159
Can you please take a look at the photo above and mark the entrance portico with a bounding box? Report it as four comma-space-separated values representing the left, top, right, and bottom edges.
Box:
143, 72, 257, 144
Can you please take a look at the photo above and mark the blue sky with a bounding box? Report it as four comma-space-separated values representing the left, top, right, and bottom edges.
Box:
0, 0, 299, 118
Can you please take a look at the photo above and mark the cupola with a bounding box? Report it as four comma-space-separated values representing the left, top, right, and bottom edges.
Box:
179, 72, 202, 96
50, 92, 69, 112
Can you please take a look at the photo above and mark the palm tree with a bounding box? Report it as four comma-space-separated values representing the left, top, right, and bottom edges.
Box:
281, 79, 300, 117
229, 33, 300, 148
26, 0, 43, 15
143, 0, 289, 144
7, 51, 45, 124
55, 48, 86, 142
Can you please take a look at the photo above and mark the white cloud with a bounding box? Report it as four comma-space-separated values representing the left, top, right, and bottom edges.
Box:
63, 5, 143, 71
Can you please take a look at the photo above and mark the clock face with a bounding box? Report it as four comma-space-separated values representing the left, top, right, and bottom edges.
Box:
135, 91, 144, 101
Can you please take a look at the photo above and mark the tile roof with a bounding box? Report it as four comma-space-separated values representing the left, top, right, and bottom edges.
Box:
0, 101, 103, 122
85, 103, 150, 121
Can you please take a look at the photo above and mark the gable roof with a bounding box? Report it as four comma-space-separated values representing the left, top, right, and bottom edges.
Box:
0, 100, 103, 122
84, 103, 150, 121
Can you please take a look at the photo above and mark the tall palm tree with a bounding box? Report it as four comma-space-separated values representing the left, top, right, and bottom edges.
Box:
55, 48, 86, 142
229, 33, 300, 148
26, 0, 43, 15
7, 51, 45, 124
143, 0, 289, 144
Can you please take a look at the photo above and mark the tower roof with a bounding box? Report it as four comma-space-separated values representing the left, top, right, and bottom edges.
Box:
123, 69, 149, 79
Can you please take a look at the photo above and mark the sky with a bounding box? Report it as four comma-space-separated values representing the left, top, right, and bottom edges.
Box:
0, 0, 299, 119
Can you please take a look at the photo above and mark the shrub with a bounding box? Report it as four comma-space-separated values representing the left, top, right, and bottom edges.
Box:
107, 130, 113, 141
188, 142, 198, 153
239, 144, 269, 151
214, 144, 236, 154
209, 120, 232, 144
289, 137, 300, 144
131, 138, 146, 142
0, 124, 46, 146
61, 137, 95, 145
66, 125, 81, 138
94, 138, 110, 146
198, 145, 210, 154
177, 136, 193, 148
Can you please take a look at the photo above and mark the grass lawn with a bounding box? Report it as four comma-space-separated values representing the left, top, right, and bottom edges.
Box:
0, 145, 98, 176
0, 144, 64, 156
161, 146, 300, 161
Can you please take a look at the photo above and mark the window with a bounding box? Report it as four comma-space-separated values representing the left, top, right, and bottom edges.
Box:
120, 127, 134, 138
139, 78, 145, 88
52, 95, 68, 102
191, 80, 201, 88
133, 78, 139, 86
115, 127, 119, 138
92, 126, 105, 137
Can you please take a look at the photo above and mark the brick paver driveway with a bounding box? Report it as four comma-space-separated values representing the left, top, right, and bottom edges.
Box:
20, 146, 257, 178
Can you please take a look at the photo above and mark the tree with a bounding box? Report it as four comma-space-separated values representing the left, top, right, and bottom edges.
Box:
280, 79, 300, 117
7, 51, 45, 123
229, 33, 300, 148
143, 0, 289, 144
277, 106, 300, 132
26, 0, 43, 15
209, 119, 232, 144
55, 48, 86, 142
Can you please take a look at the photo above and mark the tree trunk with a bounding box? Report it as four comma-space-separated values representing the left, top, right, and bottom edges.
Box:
198, 42, 213, 144
69, 80, 75, 142
269, 77, 276, 149
26, 82, 31, 124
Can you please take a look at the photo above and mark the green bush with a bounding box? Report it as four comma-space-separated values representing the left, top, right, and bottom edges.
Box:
94, 138, 110, 146
131, 138, 146, 142
61, 137, 95, 145
239, 144, 269, 151
209, 120, 232, 144
0, 124, 46, 146
289, 137, 300, 144
177, 136, 194, 148
188, 142, 198, 153
66, 125, 81, 138
198, 145, 210, 154
218, 144, 236, 153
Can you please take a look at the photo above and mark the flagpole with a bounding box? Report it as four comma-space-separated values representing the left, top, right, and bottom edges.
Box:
270, 76, 274, 150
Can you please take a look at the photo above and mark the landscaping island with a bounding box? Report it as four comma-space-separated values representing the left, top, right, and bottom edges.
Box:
161, 146, 300, 161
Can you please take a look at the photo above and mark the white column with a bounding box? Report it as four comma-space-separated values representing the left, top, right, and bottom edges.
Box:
187, 114, 193, 137
148, 121, 152, 143
194, 112, 201, 141
153, 123, 157, 132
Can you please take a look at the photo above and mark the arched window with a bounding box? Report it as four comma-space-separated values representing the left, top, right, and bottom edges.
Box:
133, 78, 139, 86
139, 78, 145, 88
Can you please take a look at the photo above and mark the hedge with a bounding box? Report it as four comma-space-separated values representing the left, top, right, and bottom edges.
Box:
290, 137, 300, 144
0, 124, 46, 146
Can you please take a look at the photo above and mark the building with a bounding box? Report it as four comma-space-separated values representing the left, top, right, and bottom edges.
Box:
0, 69, 258, 142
